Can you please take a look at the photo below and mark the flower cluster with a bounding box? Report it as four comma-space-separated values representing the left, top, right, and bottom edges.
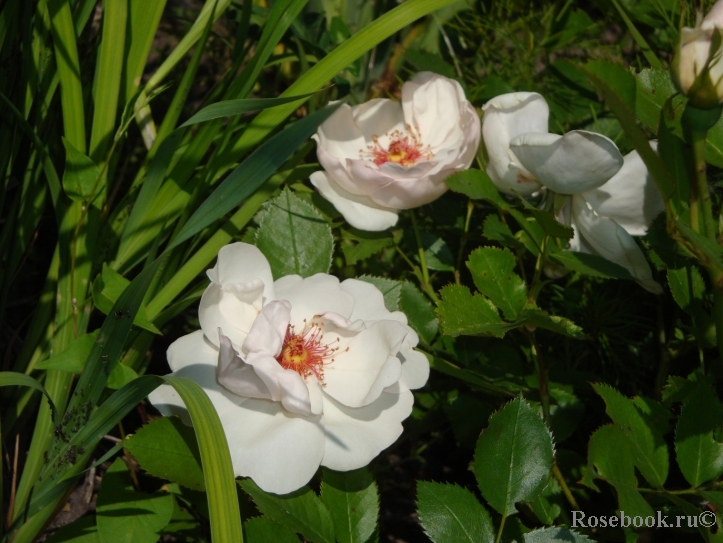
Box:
310, 72, 481, 231
149, 243, 429, 494
482, 92, 665, 293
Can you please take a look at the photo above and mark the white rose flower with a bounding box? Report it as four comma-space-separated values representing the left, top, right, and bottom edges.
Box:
310, 72, 481, 231
149, 243, 429, 494
672, 0, 723, 109
482, 92, 664, 294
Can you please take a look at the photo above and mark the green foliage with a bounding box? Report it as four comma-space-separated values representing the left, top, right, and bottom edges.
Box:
467, 247, 527, 321
437, 285, 511, 337
522, 527, 591, 543
243, 517, 301, 543
256, 188, 334, 279
321, 468, 379, 543
417, 482, 494, 543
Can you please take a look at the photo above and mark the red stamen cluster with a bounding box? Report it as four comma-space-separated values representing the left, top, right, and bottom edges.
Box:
275, 319, 344, 382
364, 129, 430, 167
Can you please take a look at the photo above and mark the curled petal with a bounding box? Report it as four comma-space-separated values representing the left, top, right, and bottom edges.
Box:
581, 144, 664, 236
244, 351, 315, 416
321, 390, 414, 471
241, 300, 291, 357
273, 272, 354, 328
481, 92, 547, 195
166, 329, 219, 373
207, 243, 275, 302
199, 281, 264, 348
309, 171, 399, 231
217, 332, 273, 400
313, 102, 368, 162
395, 347, 430, 391
510, 130, 624, 194
571, 196, 662, 294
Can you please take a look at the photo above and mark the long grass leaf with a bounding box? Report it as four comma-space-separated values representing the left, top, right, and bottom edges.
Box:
0, 373, 58, 424
122, 0, 167, 104
181, 93, 321, 127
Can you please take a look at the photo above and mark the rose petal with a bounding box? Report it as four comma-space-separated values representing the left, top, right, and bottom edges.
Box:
217, 332, 272, 400
310, 171, 399, 231
395, 347, 430, 391
352, 99, 406, 143
313, 103, 367, 161
166, 329, 219, 373
241, 300, 291, 357
510, 130, 624, 194
571, 195, 662, 294
208, 243, 275, 303
403, 72, 464, 150
320, 389, 414, 471
273, 273, 354, 328
481, 92, 547, 195
243, 351, 314, 416
581, 144, 664, 236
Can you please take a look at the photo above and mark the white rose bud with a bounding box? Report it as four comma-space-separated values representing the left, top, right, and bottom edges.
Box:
672, 0, 723, 109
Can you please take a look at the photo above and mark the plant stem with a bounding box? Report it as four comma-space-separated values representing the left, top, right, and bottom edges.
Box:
410, 209, 432, 287
454, 200, 474, 285
528, 331, 550, 422
495, 514, 507, 543
552, 463, 580, 510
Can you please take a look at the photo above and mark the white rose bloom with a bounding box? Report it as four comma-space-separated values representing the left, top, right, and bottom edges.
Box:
673, 0, 723, 109
310, 72, 481, 231
482, 92, 664, 294
149, 243, 429, 495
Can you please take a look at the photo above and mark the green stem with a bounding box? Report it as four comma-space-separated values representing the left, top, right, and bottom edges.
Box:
409, 210, 431, 287
552, 463, 580, 510
495, 514, 507, 543
454, 200, 474, 286
711, 269, 723, 365
528, 331, 550, 422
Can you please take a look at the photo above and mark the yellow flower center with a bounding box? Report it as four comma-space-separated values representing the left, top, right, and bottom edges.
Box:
364, 129, 431, 167
275, 320, 343, 381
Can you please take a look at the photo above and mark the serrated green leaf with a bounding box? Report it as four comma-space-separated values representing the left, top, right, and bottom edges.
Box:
321, 468, 379, 543
357, 275, 402, 311
97, 458, 174, 543
527, 209, 573, 239
399, 282, 438, 345
676, 383, 723, 487
417, 482, 494, 543
550, 251, 634, 280
523, 527, 592, 543
677, 221, 723, 269
256, 188, 334, 279
475, 397, 555, 516
528, 478, 562, 525
584, 424, 654, 517
35, 331, 99, 373
417, 232, 455, 271
518, 308, 586, 339
444, 169, 508, 208
483, 215, 523, 250
62, 137, 100, 202
636, 68, 676, 133
243, 517, 300, 543
467, 247, 527, 320
341, 229, 393, 266
668, 266, 706, 315
124, 417, 205, 491
437, 285, 513, 338
45, 515, 100, 543
592, 384, 669, 488
92, 264, 161, 334
240, 480, 335, 543
662, 375, 698, 405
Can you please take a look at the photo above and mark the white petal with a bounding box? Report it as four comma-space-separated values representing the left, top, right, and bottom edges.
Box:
320, 389, 414, 471
340, 278, 397, 322
481, 92, 547, 195
222, 398, 325, 494
310, 171, 399, 231
581, 144, 664, 236
207, 243, 275, 303
166, 330, 218, 372
314, 103, 367, 161
396, 347, 430, 391
323, 321, 407, 408
273, 272, 354, 328
199, 280, 264, 348
510, 131, 624, 194
571, 196, 662, 294
241, 300, 291, 357
217, 333, 272, 400
403, 73, 465, 150
352, 99, 406, 143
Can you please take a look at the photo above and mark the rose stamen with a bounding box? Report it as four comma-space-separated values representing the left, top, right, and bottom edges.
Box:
363, 128, 431, 167
275, 319, 339, 382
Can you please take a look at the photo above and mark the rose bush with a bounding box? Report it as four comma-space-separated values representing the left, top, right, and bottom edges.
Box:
310, 71, 480, 231
482, 92, 664, 293
149, 243, 429, 494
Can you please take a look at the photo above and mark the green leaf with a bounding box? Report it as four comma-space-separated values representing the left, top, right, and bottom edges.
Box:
437, 285, 513, 338
549, 251, 634, 280
592, 384, 669, 488
35, 331, 99, 372
466, 247, 527, 320
527, 209, 573, 239
243, 517, 301, 543
341, 228, 393, 266
399, 282, 438, 345
62, 137, 100, 202
45, 515, 100, 543
677, 222, 723, 269
668, 266, 706, 316
583, 424, 654, 517
676, 382, 723, 487
523, 527, 592, 543
357, 276, 402, 312
517, 308, 586, 339
0, 371, 58, 424
483, 215, 523, 250
240, 480, 335, 543
96, 458, 174, 543
474, 397, 555, 516
124, 417, 205, 491
418, 232, 455, 271
416, 482, 494, 543
444, 169, 508, 208
92, 264, 161, 334
321, 467, 379, 543
106, 363, 139, 390
181, 93, 320, 126
636, 68, 677, 133
528, 478, 562, 525
255, 188, 334, 279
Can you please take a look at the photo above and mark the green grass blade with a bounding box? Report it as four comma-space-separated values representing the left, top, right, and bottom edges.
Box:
0, 372, 58, 424
122, 0, 167, 104
89, 0, 128, 163
610, 0, 662, 70
47, 0, 86, 151
181, 93, 321, 127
